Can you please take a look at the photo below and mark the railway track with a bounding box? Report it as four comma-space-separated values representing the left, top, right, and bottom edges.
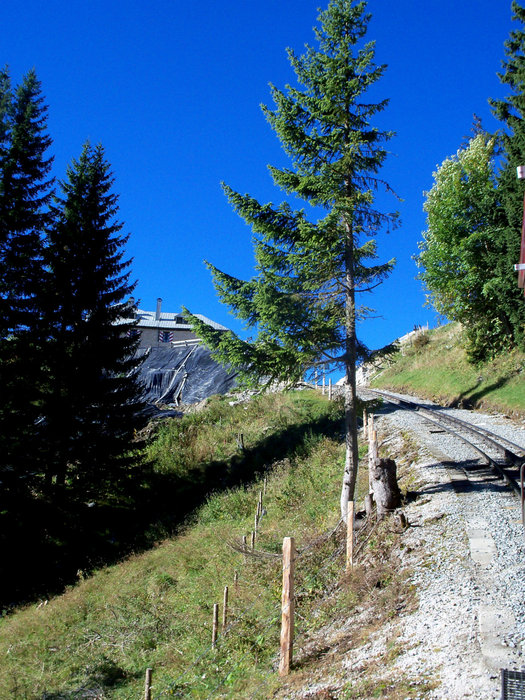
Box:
361, 387, 525, 523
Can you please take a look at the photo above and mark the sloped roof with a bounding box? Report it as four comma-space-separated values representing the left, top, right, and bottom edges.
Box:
134, 308, 229, 331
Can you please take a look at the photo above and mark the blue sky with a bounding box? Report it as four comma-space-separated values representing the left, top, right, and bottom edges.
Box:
0, 0, 518, 358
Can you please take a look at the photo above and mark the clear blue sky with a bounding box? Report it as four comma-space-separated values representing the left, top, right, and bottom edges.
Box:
0, 0, 517, 357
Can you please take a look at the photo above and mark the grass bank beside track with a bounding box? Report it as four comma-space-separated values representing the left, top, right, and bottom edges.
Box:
0, 391, 346, 698
370, 323, 525, 419
0, 390, 426, 699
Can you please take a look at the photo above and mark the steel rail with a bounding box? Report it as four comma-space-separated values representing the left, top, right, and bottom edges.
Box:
362, 388, 523, 498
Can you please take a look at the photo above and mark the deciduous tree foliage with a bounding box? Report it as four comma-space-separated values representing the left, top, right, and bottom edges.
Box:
187, 0, 396, 519
417, 2, 525, 363
490, 0, 525, 346
416, 134, 523, 362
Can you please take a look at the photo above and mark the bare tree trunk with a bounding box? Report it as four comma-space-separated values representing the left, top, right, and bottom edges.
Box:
340, 214, 359, 523
371, 458, 401, 518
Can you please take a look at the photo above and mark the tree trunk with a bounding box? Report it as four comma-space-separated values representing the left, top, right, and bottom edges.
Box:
340, 214, 359, 523
371, 458, 401, 518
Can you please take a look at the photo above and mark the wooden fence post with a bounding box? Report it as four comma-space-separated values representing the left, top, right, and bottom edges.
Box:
212, 603, 219, 648
279, 537, 296, 676
328, 378, 332, 401
251, 530, 255, 550
369, 423, 378, 495
234, 571, 239, 592
222, 586, 229, 631
368, 413, 374, 441
346, 501, 355, 571
144, 668, 153, 700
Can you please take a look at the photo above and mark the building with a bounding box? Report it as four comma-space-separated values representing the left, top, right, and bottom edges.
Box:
129, 298, 229, 349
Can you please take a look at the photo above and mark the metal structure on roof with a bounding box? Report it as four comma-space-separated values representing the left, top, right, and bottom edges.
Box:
134, 308, 229, 331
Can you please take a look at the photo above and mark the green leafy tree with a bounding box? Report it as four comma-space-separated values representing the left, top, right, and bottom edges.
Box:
416, 133, 522, 362
489, 0, 525, 346
0, 68, 54, 497
187, 0, 396, 519
41, 143, 145, 500
417, 2, 525, 364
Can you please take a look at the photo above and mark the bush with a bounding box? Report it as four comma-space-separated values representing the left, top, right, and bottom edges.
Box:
413, 332, 430, 351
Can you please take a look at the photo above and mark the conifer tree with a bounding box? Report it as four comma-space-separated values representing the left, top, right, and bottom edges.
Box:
0, 69, 54, 497
489, 0, 525, 349
187, 0, 396, 519
41, 143, 145, 499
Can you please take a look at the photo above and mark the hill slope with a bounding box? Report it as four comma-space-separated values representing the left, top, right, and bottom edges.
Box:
369, 323, 525, 418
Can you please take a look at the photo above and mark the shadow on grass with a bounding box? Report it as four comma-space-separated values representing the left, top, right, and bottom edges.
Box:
1, 407, 345, 610
450, 375, 511, 410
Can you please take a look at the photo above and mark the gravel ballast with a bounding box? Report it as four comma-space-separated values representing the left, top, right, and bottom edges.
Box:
372, 390, 525, 699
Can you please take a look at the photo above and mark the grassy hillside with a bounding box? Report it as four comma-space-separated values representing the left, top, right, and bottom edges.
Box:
0, 390, 427, 699
0, 392, 343, 698
370, 323, 525, 418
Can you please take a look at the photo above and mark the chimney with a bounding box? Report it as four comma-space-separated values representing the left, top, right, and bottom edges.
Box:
155, 297, 162, 321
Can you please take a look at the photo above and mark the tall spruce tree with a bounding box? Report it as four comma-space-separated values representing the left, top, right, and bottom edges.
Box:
0, 69, 54, 497
187, 0, 396, 519
489, 0, 525, 348
41, 143, 145, 500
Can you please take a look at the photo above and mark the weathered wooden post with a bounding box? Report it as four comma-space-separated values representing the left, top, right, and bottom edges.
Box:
279, 537, 296, 676
346, 501, 355, 571
369, 428, 378, 495
234, 570, 239, 592
222, 586, 229, 631
144, 668, 153, 700
328, 378, 332, 401
212, 603, 219, 648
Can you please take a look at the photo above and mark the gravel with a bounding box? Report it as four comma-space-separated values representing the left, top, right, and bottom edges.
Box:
370, 390, 525, 699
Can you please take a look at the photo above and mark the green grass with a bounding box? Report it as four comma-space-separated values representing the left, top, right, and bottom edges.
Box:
0, 391, 347, 698
0, 389, 421, 699
371, 323, 525, 417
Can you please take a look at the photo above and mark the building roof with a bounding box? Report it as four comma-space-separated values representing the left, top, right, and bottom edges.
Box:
134, 308, 229, 332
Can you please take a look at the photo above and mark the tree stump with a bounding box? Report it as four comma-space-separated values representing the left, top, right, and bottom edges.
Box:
371, 458, 401, 518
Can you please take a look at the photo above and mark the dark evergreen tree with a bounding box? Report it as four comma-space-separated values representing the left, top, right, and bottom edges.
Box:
187, 0, 396, 518
489, 0, 525, 350
0, 69, 54, 497
41, 143, 145, 500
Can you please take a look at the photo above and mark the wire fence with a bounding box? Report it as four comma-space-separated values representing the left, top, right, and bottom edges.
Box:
148, 499, 381, 699
147, 416, 390, 700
